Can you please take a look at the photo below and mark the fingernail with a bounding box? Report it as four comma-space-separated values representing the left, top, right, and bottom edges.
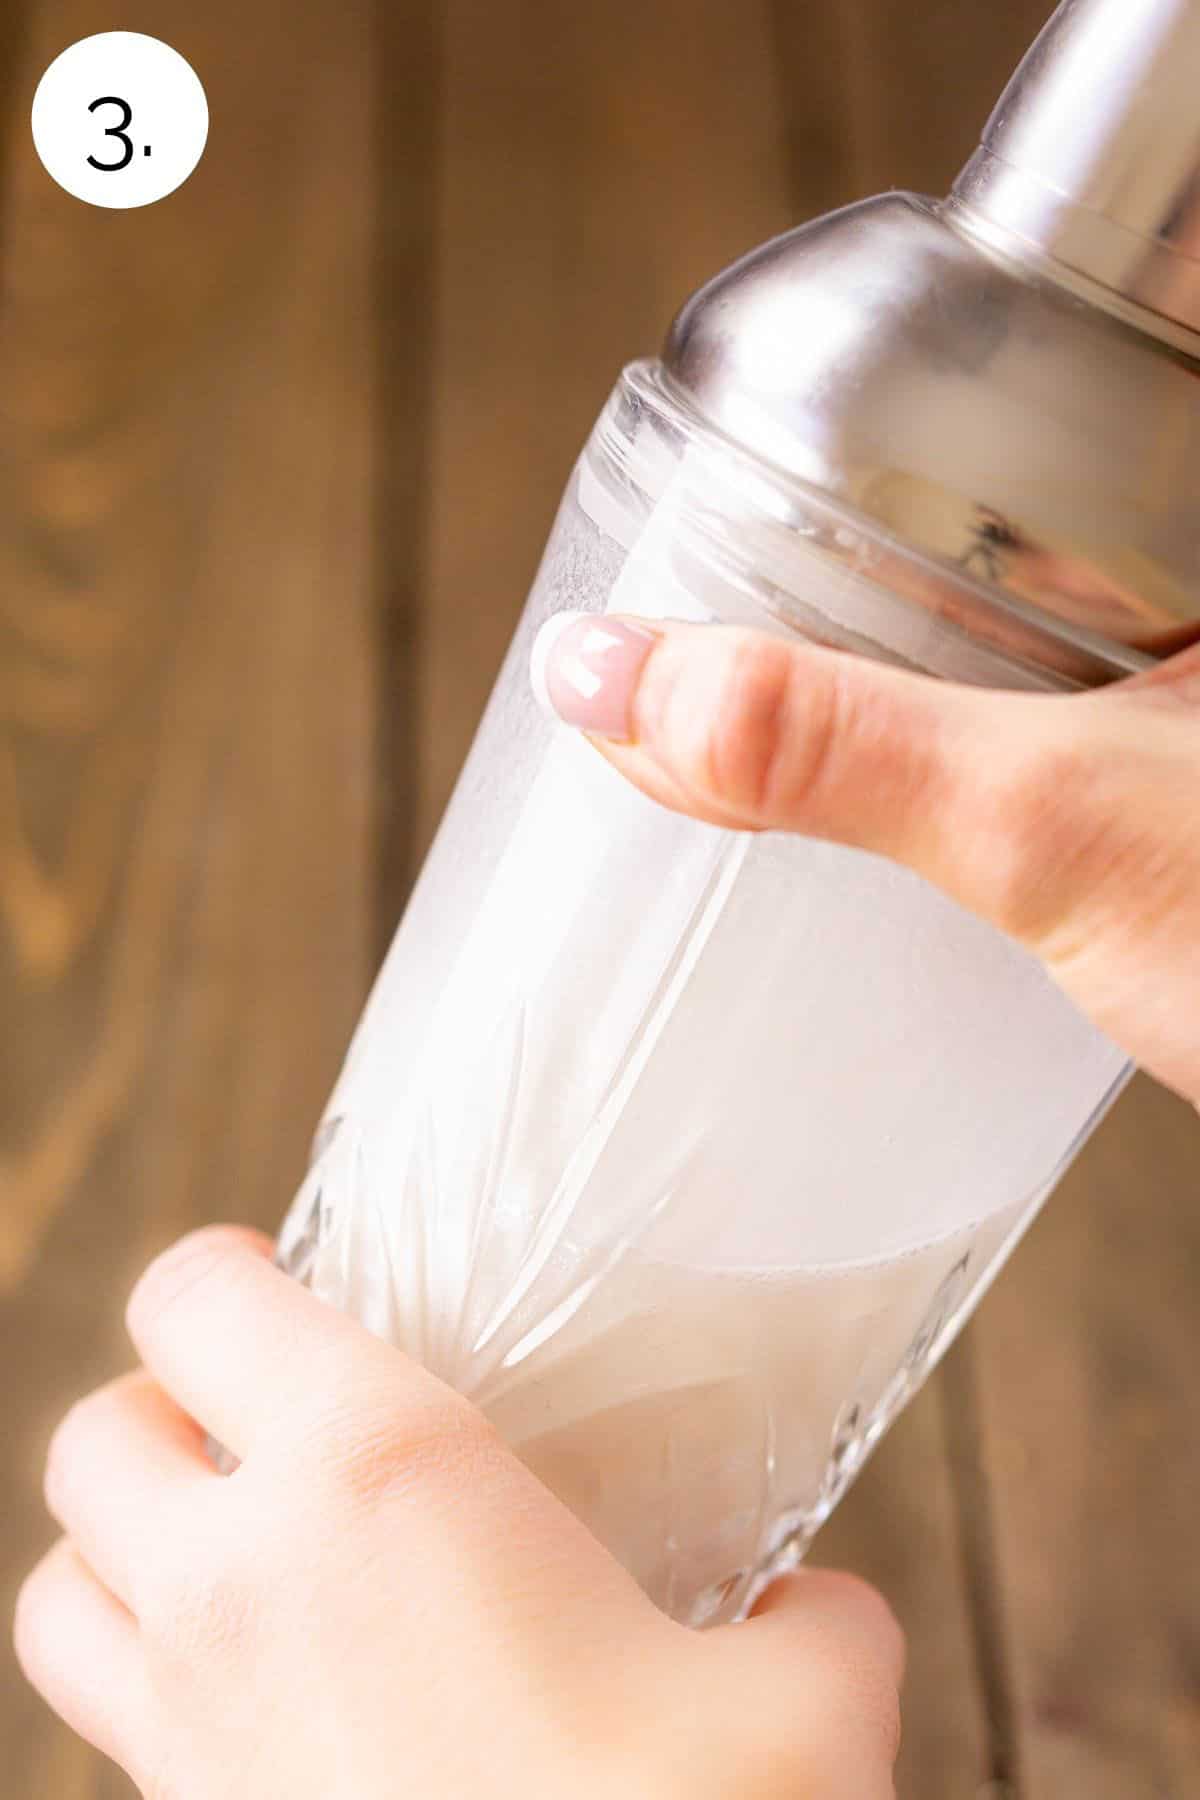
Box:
530, 612, 659, 740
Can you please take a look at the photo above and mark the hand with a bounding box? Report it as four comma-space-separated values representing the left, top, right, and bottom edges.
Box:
536, 615, 1200, 1106
15, 1228, 903, 1798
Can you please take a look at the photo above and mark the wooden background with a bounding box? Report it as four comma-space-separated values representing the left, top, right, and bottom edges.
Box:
2, 3, 1198, 1794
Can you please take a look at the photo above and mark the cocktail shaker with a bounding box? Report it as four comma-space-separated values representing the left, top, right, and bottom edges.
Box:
275, 0, 1200, 1626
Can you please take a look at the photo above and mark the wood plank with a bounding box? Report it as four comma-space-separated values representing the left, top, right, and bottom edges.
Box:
372, 0, 440, 949
773, 0, 1058, 205
0, 2, 377, 1789
815, 1377, 996, 1789
421, 7, 989, 1793
972, 1078, 1200, 1795
0, 4, 32, 229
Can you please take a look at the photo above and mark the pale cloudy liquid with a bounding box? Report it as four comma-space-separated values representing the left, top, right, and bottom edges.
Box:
283, 706, 1123, 1628
281, 470, 1127, 1627
285, 700, 1122, 1627
479, 1199, 1025, 1627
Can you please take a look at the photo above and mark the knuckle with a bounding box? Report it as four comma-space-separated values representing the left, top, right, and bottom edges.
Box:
43, 1414, 78, 1520
682, 634, 901, 836
43, 1386, 113, 1519
700, 635, 798, 819
980, 735, 1102, 944
301, 1368, 505, 1510
143, 1535, 257, 1660
12, 1558, 52, 1677
12, 1545, 92, 1689
162, 1572, 256, 1661
335, 1404, 502, 1507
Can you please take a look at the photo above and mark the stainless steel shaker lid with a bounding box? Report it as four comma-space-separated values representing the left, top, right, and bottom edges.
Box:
954, 0, 1200, 344
661, 0, 1200, 679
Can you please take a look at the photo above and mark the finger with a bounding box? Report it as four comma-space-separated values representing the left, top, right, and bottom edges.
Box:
125, 1224, 472, 1465
14, 1537, 155, 1785
44, 1369, 212, 1615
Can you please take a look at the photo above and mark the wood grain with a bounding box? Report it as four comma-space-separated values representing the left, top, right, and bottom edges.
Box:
3, 3, 1197, 1797
972, 1080, 1200, 1796
372, 0, 440, 947
773, 0, 1058, 203
0, 2, 377, 1790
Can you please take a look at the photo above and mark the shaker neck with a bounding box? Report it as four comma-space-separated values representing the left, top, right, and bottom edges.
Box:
951, 0, 1200, 345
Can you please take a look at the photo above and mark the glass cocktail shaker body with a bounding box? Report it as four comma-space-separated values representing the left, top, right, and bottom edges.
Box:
276, 0, 1200, 1626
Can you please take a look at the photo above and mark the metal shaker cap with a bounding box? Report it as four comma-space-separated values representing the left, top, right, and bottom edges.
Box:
954, 0, 1200, 344
661, 0, 1200, 679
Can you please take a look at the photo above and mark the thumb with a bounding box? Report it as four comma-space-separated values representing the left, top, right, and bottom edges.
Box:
533, 612, 1200, 1099
744, 1568, 906, 1688
554, 613, 997, 859
532, 610, 1174, 946
720, 1570, 905, 1791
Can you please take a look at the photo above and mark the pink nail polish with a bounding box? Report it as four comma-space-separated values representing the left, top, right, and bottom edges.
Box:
530, 612, 659, 740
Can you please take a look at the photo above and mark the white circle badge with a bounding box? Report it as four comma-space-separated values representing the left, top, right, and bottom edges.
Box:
32, 32, 208, 209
